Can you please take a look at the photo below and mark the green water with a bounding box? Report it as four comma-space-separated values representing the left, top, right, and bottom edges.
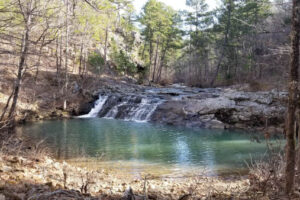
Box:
17, 118, 279, 175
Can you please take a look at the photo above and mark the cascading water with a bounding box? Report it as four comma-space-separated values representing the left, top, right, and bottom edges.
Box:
79, 94, 163, 122
104, 101, 127, 119
78, 95, 108, 118
123, 98, 162, 122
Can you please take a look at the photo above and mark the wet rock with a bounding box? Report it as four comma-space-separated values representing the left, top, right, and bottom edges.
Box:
84, 83, 286, 130
77, 102, 95, 116
153, 88, 286, 129
185, 97, 236, 115
97, 95, 122, 117
224, 91, 250, 101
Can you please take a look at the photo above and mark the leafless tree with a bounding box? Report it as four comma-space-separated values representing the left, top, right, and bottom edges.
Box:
285, 0, 300, 195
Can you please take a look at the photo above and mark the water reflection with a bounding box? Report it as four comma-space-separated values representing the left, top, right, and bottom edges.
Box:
175, 136, 191, 165
16, 118, 278, 174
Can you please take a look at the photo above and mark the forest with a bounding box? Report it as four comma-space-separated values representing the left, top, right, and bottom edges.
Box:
0, 0, 299, 199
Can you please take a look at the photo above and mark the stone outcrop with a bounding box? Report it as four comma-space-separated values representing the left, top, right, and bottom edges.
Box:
151, 88, 286, 131
79, 82, 287, 132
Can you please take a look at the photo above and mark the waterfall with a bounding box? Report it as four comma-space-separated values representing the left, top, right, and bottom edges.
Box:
124, 99, 162, 122
104, 101, 127, 119
78, 95, 108, 118
79, 94, 163, 122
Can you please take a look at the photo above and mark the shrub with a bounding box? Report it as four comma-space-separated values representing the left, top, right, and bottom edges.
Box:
111, 40, 137, 75
113, 50, 136, 75
88, 52, 104, 74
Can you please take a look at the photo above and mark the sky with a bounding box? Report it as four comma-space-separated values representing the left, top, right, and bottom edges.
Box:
133, 0, 220, 13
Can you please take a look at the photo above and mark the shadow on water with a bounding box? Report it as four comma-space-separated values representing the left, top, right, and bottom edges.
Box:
16, 118, 283, 176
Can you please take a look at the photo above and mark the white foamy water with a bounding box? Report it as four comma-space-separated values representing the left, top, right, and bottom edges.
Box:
78, 95, 108, 118
79, 94, 163, 122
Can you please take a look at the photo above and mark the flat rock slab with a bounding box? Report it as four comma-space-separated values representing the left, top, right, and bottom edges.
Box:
82, 83, 287, 131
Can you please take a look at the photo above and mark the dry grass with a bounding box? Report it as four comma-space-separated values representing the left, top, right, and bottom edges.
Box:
244, 139, 300, 199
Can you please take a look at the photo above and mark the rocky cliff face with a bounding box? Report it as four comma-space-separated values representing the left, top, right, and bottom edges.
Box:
79, 82, 287, 132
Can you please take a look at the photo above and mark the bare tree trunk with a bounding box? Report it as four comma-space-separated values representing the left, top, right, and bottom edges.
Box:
285, 0, 300, 194
156, 38, 171, 83
210, 0, 232, 86
297, 109, 300, 175
141, 42, 146, 60
253, 2, 259, 80
79, 38, 84, 75
104, 26, 109, 70
72, 44, 76, 73
60, 34, 63, 74
234, 48, 238, 80
8, 1, 33, 120
204, 50, 209, 84
152, 37, 159, 82
0, 89, 14, 121
83, 50, 87, 77
63, 0, 69, 111
58, 32, 64, 88
157, 62, 163, 83
210, 50, 225, 86
148, 30, 154, 84
34, 41, 45, 82
56, 34, 60, 79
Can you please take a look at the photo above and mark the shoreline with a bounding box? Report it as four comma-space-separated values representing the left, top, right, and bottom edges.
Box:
64, 158, 251, 178
0, 124, 288, 199
0, 151, 250, 200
